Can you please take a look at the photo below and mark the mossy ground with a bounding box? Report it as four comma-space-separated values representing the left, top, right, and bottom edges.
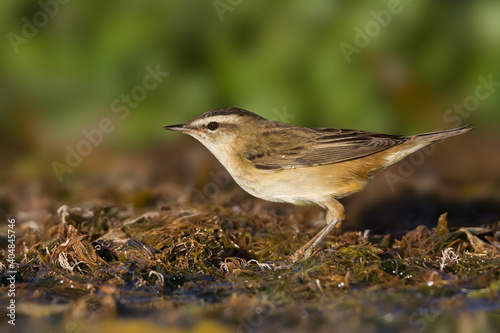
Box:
1, 200, 500, 333
1, 143, 499, 333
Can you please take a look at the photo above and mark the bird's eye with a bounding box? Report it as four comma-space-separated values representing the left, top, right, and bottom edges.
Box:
207, 122, 219, 131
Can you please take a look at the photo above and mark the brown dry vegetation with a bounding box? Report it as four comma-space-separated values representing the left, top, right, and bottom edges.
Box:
1, 140, 500, 333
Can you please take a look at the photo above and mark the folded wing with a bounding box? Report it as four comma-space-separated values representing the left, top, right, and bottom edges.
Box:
244, 125, 409, 170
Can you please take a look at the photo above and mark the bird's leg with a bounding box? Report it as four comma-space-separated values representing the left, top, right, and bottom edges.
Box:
290, 199, 345, 262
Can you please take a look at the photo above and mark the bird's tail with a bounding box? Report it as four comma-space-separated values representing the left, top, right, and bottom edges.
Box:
380, 125, 473, 167
412, 125, 473, 143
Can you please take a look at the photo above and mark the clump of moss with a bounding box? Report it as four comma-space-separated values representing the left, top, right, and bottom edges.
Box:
1, 203, 499, 332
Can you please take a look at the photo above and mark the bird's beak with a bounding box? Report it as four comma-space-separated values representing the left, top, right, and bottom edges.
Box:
163, 123, 193, 132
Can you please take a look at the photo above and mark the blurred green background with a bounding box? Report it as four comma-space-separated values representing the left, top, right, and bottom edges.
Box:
1, 0, 499, 185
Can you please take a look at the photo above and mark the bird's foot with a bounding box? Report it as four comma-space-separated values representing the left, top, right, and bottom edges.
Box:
290, 247, 314, 263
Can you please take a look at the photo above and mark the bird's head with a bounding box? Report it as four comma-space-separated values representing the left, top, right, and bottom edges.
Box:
164, 108, 266, 152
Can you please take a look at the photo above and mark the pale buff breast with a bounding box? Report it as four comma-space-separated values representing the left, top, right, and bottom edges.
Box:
215, 138, 431, 206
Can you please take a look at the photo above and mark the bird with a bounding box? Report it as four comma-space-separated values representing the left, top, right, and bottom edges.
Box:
164, 107, 472, 262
